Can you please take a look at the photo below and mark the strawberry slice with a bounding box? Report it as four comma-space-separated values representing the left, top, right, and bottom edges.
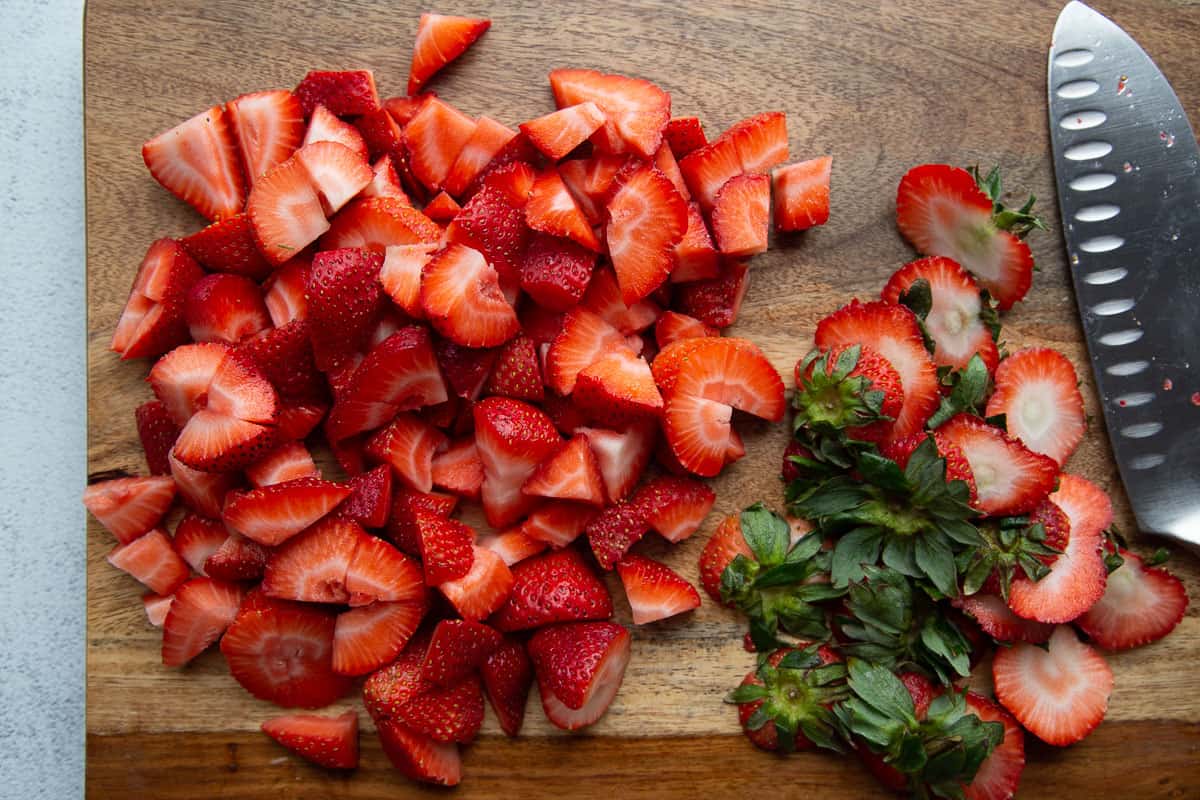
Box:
654, 311, 717, 348
515, 501, 594, 548
202, 532, 270, 582
387, 488, 458, 554
184, 273, 270, 345
171, 411, 276, 474
481, 637, 533, 737
528, 621, 631, 730
442, 116, 518, 198
712, 173, 770, 257
107, 528, 191, 595
477, 527, 547, 566
491, 548, 613, 632
421, 619, 503, 686
261, 517, 365, 603
261, 711, 358, 769
135, 400, 180, 476
376, 719, 461, 786
354, 108, 405, 163
343, 534, 425, 606
881, 256, 1000, 372
179, 213, 273, 281
321, 197, 440, 252
545, 308, 632, 395
380, 242, 438, 318
953, 593, 1054, 644
519, 233, 597, 312
673, 259, 749, 328
365, 413, 447, 493
421, 244, 519, 348
446, 184, 530, 285
473, 397, 563, 527
475, 155, 538, 207
333, 601, 426, 676
986, 348, 1086, 466
578, 420, 657, 503
993, 625, 1113, 746
616, 554, 701, 624
439, 545, 515, 621
296, 141, 374, 217
414, 511, 475, 586
679, 112, 787, 211
83, 475, 177, 545
423, 191, 461, 221
1076, 548, 1188, 650
653, 142, 690, 200
263, 259, 310, 325
962, 694, 1025, 800
522, 434, 607, 506
435, 338, 498, 401
633, 475, 716, 543
548, 69, 670, 159
398, 673, 486, 744
385, 93, 437, 126
302, 104, 368, 160
405, 97, 477, 191
654, 336, 784, 421
580, 266, 661, 335
587, 496, 653, 569
896, 164, 1034, 310
671, 203, 721, 282
814, 299, 939, 443
111, 239, 205, 360
573, 350, 663, 425
293, 70, 379, 117
484, 334, 544, 402
335, 464, 394, 528
663, 116, 707, 159
679, 138, 741, 214
772, 156, 832, 231
238, 320, 327, 408
605, 164, 688, 304
227, 89, 304, 187
407, 13, 490, 94
246, 156, 329, 265
526, 169, 600, 251
521, 102, 607, 161
202, 350, 279, 423
363, 154, 410, 201
305, 247, 384, 371
142, 593, 173, 627
559, 154, 626, 224
161, 577, 245, 667
937, 414, 1059, 517
698, 514, 752, 604
141, 104, 245, 221
167, 448, 234, 515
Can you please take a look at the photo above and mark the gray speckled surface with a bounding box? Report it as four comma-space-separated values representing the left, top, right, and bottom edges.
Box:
0, 1, 87, 797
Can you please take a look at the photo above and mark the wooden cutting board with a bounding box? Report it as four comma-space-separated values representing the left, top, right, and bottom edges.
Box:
85, 1, 1200, 796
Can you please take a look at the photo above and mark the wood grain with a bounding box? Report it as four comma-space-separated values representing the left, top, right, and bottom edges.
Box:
85, 0, 1200, 796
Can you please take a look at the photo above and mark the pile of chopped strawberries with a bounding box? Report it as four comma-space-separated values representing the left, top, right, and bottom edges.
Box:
83, 11, 833, 786
706, 164, 1189, 799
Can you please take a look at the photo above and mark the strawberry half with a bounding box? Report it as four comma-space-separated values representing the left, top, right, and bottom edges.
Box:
473, 397, 562, 527
179, 213, 273, 281
481, 637, 533, 737
111, 239, 205, 360
107, 528, 191, 596
492, 548, 613, 632
772, 156, 832, 231
633, 475, 716, 543
142, 104, 245, 221
407, 13, 491, 95
227, 89, 305, 187
986, 348, 1086, 466
421, 244, 519, 348
616, 554, 701, 624
712, 173, 770, 257
522, 434, 607, 506
673, 259, 749, 328
161, 577, 245, 667
83, 475, 177, 545
528, 621, 631, 731
605, 164, 688, 304
1076, 548, 1188, 650
548, 69, 670, 159
521, 102, 607, 161
261, 711, 358, 770
937, 414, 1059, 517
333, 600, 426, 676
438, 545, 515, 621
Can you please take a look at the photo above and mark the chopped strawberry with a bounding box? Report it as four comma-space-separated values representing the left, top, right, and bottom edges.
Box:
580, 265, 661, 335
263, 259, 310, 325
654, 336, 784, 421
671, 202, 721, 282
142, 593, 173, 627
954, 593, 1054, 643
652, 141, 689, 198
679, 112, 786, 212
673, 259, 749, 328
379, 242, 438, 318
322, 197, 440, 254
519, 233, 596, 312
365, 413, 447, 493
446, 184, 531, 284
414, 511, 475, 586
439, 545, 515, 620
528, 621, 631, 730
698, 514, 752, 604
435, 339, 498, 401
492, 548, 612, 632
261, 517, 365, 603
473, 397, 562, 527
577, 420, 657, 503
526, 169, 600, 251
134, 400, 180, 476
1077, 548, 1188, 650
246, 155, 329, 265
107, 528, 191, 595
484, 334, 544, 402
293, 70, 379, 117
202, 532, 269, 582
142, 104, 245, 221
398, 672, 486, 744
376, 719, 461, 786
405, 97, 477, 191
881, 256, 1000, 372
544, 308, 631, 395
616, 554, 701, 624
423, 191, 461, 221
221, 476, 350, 546
407, 13, 490, 94
421, 619, 503, 687
654, 311, 717, 348
275, 402, 327, 441
633, 475, 716, 543
772, 156, 832, 231
442, 116, 518, 198
305, 247, 384, 371
170, 454, 239, 519
477, 527, 548, 566
475, 155, 538, 207
963, 694, 1026, 800
711, 173, 770, 257
343, 534, 425, 606
549, 69, 670, 159
183, 273, 270, 345
111, 239, 205, 360
421, 244, 520, 348
986, 348, 1086, 466
384, 93, 437, 126
521, 102, 607, 161
333, 600, 426, 676
993, 625, 1112, 746
586, 497, 652, 569
937, 414, 1059, 516
302, 104, 368, 160
83, 475, 177, 545
226, 89, 305, 188
261, 711, 358, 770
295, 140, 374, 216
238, 320, 327, 408
559, 154, 626, 224
573, 350, 663, 425
161, 576, 245, 667
354, 107, 405, 161
179, 213, 273, 281
522, 434, 607, 506
387, 488, 458, 554
336, 464, 394, 528
663, 116, 707, 159
512, 501, 591, 548
605, 164, 688, 304
363, 154, 410, 201
172, 514, 227, 575
481, 637, 533, 737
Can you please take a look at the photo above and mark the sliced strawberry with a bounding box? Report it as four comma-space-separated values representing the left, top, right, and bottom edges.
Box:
293, 70, 379, 117
134, 401, 180, 476
954, 593, 1054, 644
142, 593, 173, 627
142, 104, 245, 221
397, 672, 486, 744
302, 104, 368, 160
679, 112, 786, 212
261, 711, 358, 769
652, 141, 689, 198
577, 419, 657, 503
1077, 548, 1188, 650
107, 528, 191, 595
83, 475, 177, 545
376, 719, 461, 786
172, 513, 226, 575
423, 191, 461, 221
201, 349, 279, 424
295, 141, 374, 217
387, 488, 458, 554
246, 157, 328, 265
434, 339, 497, 402
679, 139, 741, 214
814, 299, 939, 443
202, 532, 269, 582
405, 98, 477, 191
354, 107, 405, 162
321, 197, 440, 253
673, 259, 749, 328
526, 169, 600, 251
519, 233, 596, 312
654, 311, 716, 348
111, 239, 205, 360
993, 625, 1112, 746
483, 334, 544, 402
559, 154, 626, 224
419, 244, 519, 348
305, 246, 384, 371
333, 600, 426, 677
363, 154, 410, 201
772, 156, 832, 231
170, 454, 239, 519
963, 694, 1026, 800
161, 577, 245, 667
414, 511, 475, 586
274, 402, 326, 441
616, 554, 700, 624
342, 533, 425, 607
442, 116, 517, 198
548, 69, 670, 159
473, 397, 563, 528
521, 102, 607, 161
379, 242, 438, 318
654, 336, 784, 421
365, 412, 446, 493
492, 548, 612, 632
711, 173, 770, 257
263, 259, 311, 325
439, 545, 515, 621
512, 501, 592, 548
633, 475, 716, 543
446, 184, 530, 284
261, 517, 365, 603
238, 320, 327, 407
544, 308, 631, 395
332, 464, 391, 528
937, 414, 1059, 516
573, 350, 663, 425
580, 265, 661, 335
986, 348, 1086, 466
407, 13, 490, 94
481, 637, 533, 737
586, 497, 652, 569
698, 514, 752, 604
605, 164, 687, 304
227, 89, 304, 187
421, 619, 503, 686
522, 434, 606, 506
671, 202, 721, 282
182, 273, 270, 345
529, 621, 631, 730
384, 94, 436, 126
172, 408, 276, 472
475, 155, 538, 207
663, 116, 707, 159
179, 213, 273, 280
477, 527, 548, 566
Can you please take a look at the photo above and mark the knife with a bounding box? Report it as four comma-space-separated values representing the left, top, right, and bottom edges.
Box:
1048, 1, 1200, 546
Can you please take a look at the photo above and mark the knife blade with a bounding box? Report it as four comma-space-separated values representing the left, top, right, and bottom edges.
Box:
1048, 1, 1200, 546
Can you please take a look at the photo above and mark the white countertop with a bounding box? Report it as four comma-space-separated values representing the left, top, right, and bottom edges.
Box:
0, 1, 87, 797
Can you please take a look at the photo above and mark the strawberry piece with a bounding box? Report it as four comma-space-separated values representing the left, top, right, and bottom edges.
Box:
421, 619, 503, 687
183, 273, 270, 345
654, 311, 717, 348
275, 402, 327, 441
937, 414, 1059, 517
261, 517, 365, 603
526, 169, 600, 251
83, 475, 177, 545
263, 259, 310, 325
376, 719, 461, 786
679, 112, 786, 212
333, 600, 426, 676
473, 397, 563, 527
573, 350, 663, 425
414, 512, 475, 586
336, 465, 394, 529
528, 621, 631, 730
679, 136, 742, 214
302, 104, 368, 160
580, 266, 661, 335
481, 637, 533, 737
559, 154, 626, 224
135, 400, 180, 475
545, 308, 631, 395
522, 434, 607, 506
246, 156, 329, 266
222, 476, 350, 546
663, 116, 707, 159
142, 593, 173, 627
475, 156, 539, 207
578, 420, 657, 503
399, 673, 486, 744
379, 242, 439, 318
484, 334, 544, 402
772, 156, 832, 231
896, 164, 1034, 310
169, 451, 239, 517
238, 320, 327, 408
363, 154, 410, 201
439, 545, 515, 621
605, 164, 688, 304
293, 70, 379, 117
179, 213, 273, 281
141, 104, 245, 221
434, 339, 499, 401
586, 497, 652, 569
711, 173, 770, 257
518, 501, 597, 548
1007, 474, 1110, 623
203, 533, 269, 582
446, 184, 530, 284
1077, 548, 1188, 650
172, 514, 227, 575
262, 711, 358, 769
107, 528, 191, 595
655, 336, 784, 420
407, 13, 490, 94
365, 413, 446, 493
814, 299, 939, 443
699, 514, 752, 604
200, 349, 279, 424
633, 475, 716, 543
882, 256, 1000, 373
653, 141, 690, 198
387, 488, 458, 554
616, 554, 701, 624
673, 259, 749, 328
423, 191, 461, 221
321, 196, 440, 252
993, 625, 1112, 746
161, 577, 245, 667
343, 534, 425, 606
521, 102, 607, 161
296, 141, 374, 217
384, 94, 437, 126
548, 69, 670, 159
405, 98, 477, 191
420, 244, 520, 348
519, 233, 596, 312
227, 89, 305, 187
442, 116, 518, 198
963, 694, 1025, 800
477, 527, 548, 566
954, 593, 1054, 644
671, 202, 721, 282
111, 239, 205, 360
492, 548, 612, 632
986, 348, 1086, 466
305, 247, 384, 371
354, 108, 405, 162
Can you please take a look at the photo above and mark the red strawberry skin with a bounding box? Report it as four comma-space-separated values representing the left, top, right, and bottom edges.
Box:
527, 620, 631, 729
135, 400, 180, 475
491, 548, 613, 632
261, 710, 359, 770
481, 636, 534, 737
